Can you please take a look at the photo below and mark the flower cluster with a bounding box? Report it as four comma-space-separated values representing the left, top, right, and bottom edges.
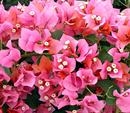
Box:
0, 0, 130, 113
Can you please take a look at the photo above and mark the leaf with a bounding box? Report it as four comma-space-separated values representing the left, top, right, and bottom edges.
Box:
25, 87, 43, 109
51, 30, 63, 40
2, 104, 9, 113
53, 105, 80, 113
98, 40, 113, 62
4, 67, 11, 75
84, 34, 98, 44
96, 79, 120, 105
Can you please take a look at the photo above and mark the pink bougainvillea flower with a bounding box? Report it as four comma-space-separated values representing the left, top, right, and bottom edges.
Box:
0, 5, 8, 24
113, 89, 130, 112
103, 105, 115, 113
62, 89, 79, 105
0, 67, 10, 82
83, 44, 99, 69
35, 104, 54, 113
100, 61, 123, 79
116, 25, 130, 49
53, 54, 76, 73
55, 2, 74, 29
0, 21, 13, 42
2, 85, 19, 108
64, 11, 86, 35
7, 100, 32, 113
80, 94, 105, 113
84, 57, 102, 73
14, 69, 36, 88
76, 68, 98, 88
37, 4, 58, 31
0, 40, 21, 67
60, 34, 78, 56
63, 73, 82, 92
33, 29, 62, 54
54, 96, 70, 109
76, 39, 89, 62
116, 63, 130, 84
32, 55, 52, 74
18, 1, 41, 27
19, 28, 41, 52
108, 47, 129, 61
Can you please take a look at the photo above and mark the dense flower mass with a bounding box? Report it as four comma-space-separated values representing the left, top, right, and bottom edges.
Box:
0, 0, 130, 113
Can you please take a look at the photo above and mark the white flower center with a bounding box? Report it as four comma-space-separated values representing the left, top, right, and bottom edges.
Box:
44, 41, 49, 46
96, 16, 102, 21
57, 58, 62, 63
38, 80, 43, 85
80, 5, 85, 9
113, 68, 118, 73
63, 45, 68, 49
29, 11, 35, 16
3, 85, 7, 89
39, 85, 44, 90
111, 63, 116, 68
21, 106, 25, 111
48, 107, 52, 111
72, 110, 77, 113
62, 61, 68, 66
12, 28, 16, 33
65, 40, 70, 45
51, 93, 56, 98
16, 24, 21, 28
44, 96, 49, 100
93, 57, 97, 62
106, 66, 112, 72
58, 64, 64, 70
49, 99, 54, 103
91, 15, 96, 19
45, 81, 50, 86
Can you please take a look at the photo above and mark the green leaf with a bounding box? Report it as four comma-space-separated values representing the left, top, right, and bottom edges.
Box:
4, 67, 11, 75
2, 104, 9, 113
96, 79, 120, 105
51, 30, 63, 40
25, 87, 43, 109
98, 40, 113, 62
106, 97, 116, 105
84, 34, 98, 44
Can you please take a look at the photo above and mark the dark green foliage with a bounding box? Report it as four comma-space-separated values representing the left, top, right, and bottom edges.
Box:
1, 0, 30, 10
51, 30, 63, 40
25, 87, 43, 109
98, 39, 113, 62
113, 0, 129, 11
96, 79, 120, 105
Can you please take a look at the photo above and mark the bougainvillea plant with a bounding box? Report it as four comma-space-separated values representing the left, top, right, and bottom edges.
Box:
0, 0, 130, 113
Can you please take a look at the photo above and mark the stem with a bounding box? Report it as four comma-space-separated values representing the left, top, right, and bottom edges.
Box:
119, 0, 128, 7
86, 87, 93, 94
116, 106, 120, 113
0, 39, 3, 50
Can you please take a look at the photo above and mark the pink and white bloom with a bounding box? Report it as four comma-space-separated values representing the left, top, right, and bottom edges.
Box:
60, 34, 78, 56
53, 54, 76, 73
76, 68, 98, 88
100, 61, 123, 79
80, 94, 105, 113
0, 40, 21, 67
108, 47, 129, 61
14, 69, 36, 88
113, 89, 130, 112
19, 28, 41, 52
